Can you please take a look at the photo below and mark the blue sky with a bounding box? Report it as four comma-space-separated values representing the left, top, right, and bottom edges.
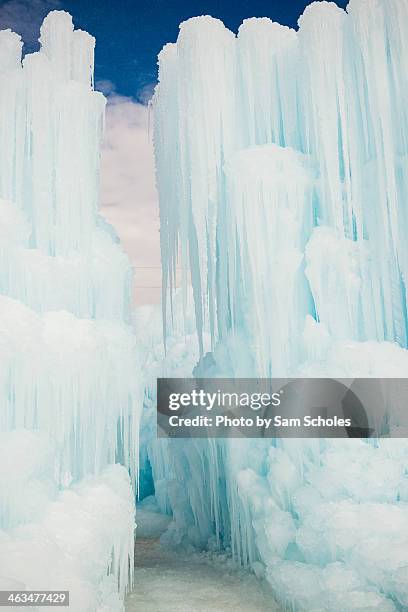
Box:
0, 0, 348, 101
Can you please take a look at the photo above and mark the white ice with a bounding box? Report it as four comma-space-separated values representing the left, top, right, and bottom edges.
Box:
0, 11, 140, 610
151, 0, 408, 609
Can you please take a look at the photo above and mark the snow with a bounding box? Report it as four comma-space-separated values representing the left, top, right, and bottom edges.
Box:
127, 503, 280, 612
151, 1, 408, 609
0, 435, 134, 611
0, 11, 140, 610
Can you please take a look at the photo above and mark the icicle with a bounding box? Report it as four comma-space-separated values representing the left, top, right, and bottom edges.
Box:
0, 29, 22, 72
39, 11, 74, 81
0, 11, 140, 604
150, 2, 408, 610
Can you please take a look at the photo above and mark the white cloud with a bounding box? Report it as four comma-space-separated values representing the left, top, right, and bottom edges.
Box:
0, 0, 61, 47
100, 94, 161, 306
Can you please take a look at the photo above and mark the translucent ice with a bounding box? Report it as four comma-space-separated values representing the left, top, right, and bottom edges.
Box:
0, 432, 134, 611
154, 0, 408, 363
0, 11, 140, 609
151, 1, 408, 609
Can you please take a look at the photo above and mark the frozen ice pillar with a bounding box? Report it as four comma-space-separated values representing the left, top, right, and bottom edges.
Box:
0, 10, 104, 256
39, 10, 95, 85
0, 29, 22, 71
0, 12, 131, 321
0, 11, 140, 607
154, 0, 408, 357
224, 144, 313, 375
151, 2, 408, 611
0, 5, 140, 500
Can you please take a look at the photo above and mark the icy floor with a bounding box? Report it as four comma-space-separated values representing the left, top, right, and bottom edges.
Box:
126, 505, 280, 612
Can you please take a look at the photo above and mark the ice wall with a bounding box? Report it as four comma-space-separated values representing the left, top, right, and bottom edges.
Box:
0, 433, 134, 611
0, 13, 131, 321
152, 1, 408, 609
134, 291, 210, 506
0, 12, 140, 609
154, 0, 408, 369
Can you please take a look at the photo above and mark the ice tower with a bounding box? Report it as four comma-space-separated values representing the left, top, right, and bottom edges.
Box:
154, 0, 408, 369
0, 12, 140, 610
151, 1, 408, 609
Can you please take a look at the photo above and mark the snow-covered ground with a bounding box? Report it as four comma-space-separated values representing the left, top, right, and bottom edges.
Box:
126, 501, 280, 612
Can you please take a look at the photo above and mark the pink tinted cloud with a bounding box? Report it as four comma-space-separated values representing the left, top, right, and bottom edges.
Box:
100, 94, 161, 305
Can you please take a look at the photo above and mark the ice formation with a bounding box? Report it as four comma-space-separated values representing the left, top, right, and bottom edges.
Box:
151, 1, 408, 610
155, 0, 408, 365
0, 12, 140, 610
135, 291, 209, 504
